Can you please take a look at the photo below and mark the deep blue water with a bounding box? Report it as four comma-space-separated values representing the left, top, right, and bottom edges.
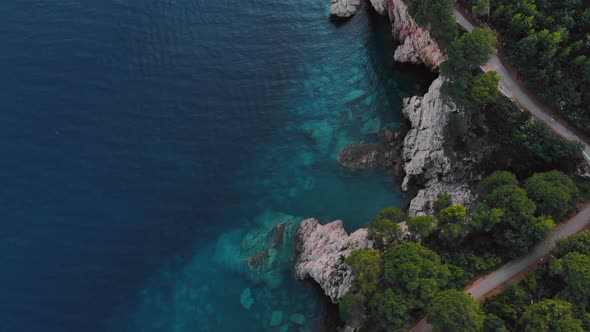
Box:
0, 1, 433, 331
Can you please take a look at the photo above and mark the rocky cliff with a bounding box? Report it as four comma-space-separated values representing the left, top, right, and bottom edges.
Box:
370, 0, 445, 68
330, 0, 362, 18
294, 219, 372, 303
400, 77, 477, 215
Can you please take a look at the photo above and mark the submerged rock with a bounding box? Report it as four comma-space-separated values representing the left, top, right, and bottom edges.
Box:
214, 211, 298, 288
240, 288, 255, 310
337, 143, 383, 171
270, 310, 284, 327
294, 219, 372, 303
290, 313, 306, 325
330, 0, 362, 19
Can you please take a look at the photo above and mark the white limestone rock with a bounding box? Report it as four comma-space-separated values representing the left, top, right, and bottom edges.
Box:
386, 0, 445, 69
294, 219, 372, 303
400, 77, 477, 216
369, 0, 387, 15
330, 0, 362, 18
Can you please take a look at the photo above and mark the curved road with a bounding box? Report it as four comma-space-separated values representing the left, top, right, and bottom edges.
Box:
410, 12, 590, 332
410, 205, 590, 332
453, 9, 590, 162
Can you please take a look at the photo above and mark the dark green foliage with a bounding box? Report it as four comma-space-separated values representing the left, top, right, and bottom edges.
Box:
407, 0, 457, 48
368, 206, 406, 248
550, 253, 590, 309
433, 192, 453, 214
339, 293, 366, 328
441, 28, 497, 106
480, 171, 519, 196
369, 289, 410, 332
484, 283, 531, 329
519, 299, 584, 332
472, 0, 490, 20
524, 171, 578, 221
438, 205, 467, 225
428, 290, 484, 332
483, 96, 583, 168
382, 243, 451, 307
407, 215, 437, 240
446, 112, 468, 147
443, 27, 497, 72
449, 250, 502, 274
487, 185, 536, 225
346, 249, 382, 295
374, 206, 407, 223
557, 230, 590, 257
470, 203, 504, 233
490, 0, 590, 135
483, 314, 509, 332
471, 71, 501, 105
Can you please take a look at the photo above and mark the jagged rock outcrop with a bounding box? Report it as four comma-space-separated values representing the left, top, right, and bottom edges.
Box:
294, 219, 372, 303
400, 77, 477, 215
369, 0, 445, 68
330, 0, 362, 18
369, 0, 387, 15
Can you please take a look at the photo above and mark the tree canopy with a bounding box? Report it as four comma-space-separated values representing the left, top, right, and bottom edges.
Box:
519, 299, 584, 332
428, 290, 484, 332
524, 171, 578, 220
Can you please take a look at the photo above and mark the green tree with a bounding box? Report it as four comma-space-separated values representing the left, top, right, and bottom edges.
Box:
407, 0, 457, 49
438, 205, 467, 225
483, 314, 509, 332
442, 27, 497, 74
382, 243, 451, 307
472, 0, 490, 20
339, 293, 366, 328
550, 252, 590, 308
486, 185, 536, 226
346, 249, 382, 295
525, 171, 578, 220
471, 71, 501, 105
519, 299, 583, 332
557, 230, 590, 257
374, 206, 406, 223
408, 215, 437, 240
368, 207, 406, 247
439, 222, 468, 247
470, 203, 504, 233
428, 290, 484, 332
369, 288, 409, 332
480, 171, 519, 196
433, 192, 453, 214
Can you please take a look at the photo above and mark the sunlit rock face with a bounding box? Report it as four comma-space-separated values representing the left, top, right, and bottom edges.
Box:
294, 218, 372, 303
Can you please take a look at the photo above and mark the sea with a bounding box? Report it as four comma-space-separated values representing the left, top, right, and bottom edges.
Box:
0, 1, 434, 331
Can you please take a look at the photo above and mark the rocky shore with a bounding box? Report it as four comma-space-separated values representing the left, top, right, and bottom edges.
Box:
294, 219, 372, 303
294, 0, 483, 304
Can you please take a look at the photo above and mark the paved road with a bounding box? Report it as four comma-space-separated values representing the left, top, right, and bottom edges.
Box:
452, 9, 590, 162
408, 10, 590, 332
410, 205, 590, 332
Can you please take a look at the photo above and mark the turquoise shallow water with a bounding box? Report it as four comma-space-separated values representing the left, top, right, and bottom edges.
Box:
108, 4, 434, 332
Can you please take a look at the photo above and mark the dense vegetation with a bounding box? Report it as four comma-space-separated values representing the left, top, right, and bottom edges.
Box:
439, 26, 583, 173
460, 0, 590, 135
338, 169, 585, 331
406, 0, 457, 49
483, 229, 590, 331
